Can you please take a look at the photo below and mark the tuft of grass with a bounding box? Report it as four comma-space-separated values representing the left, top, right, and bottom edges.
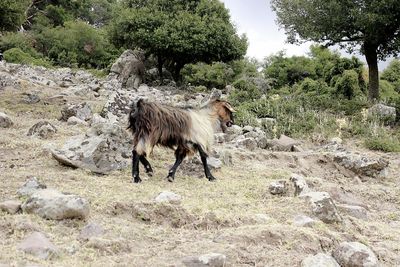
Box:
364, 135, 400, 152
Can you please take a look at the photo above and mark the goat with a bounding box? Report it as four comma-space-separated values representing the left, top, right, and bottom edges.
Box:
127, 98, 235, 183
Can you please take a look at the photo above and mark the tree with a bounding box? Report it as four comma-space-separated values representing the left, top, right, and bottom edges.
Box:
271, 0, 400, 101
0, 0, 29, 31
109, 0, 247, 81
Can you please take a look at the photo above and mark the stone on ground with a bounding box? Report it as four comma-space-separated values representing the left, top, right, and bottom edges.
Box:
60, 102, 92, 121
27, 121, 57, 139
290, 173, 310, 196
155, 191, 182, 204
0, 200, 21, 214
337, 204, 368, 220
182, 253, 226, 267
17, 177, 47, 197
269, 180, 288, 195
0, 112, 13, 128
266, 135, 301, 151
17, 232, 58, 260
301, 192, 342, 223
78, 222, 104, 241
293, 215, 317, 227
333, 242, 379, 267
301, 253, 340, 267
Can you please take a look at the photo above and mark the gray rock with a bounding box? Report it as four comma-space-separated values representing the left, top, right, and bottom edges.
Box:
253, 213, 271, 223
91, 113, 107, 126
301, 253, 340, 267
333, 152, 389, 178
218, 149, 233, 166
337, 204, 368, 220
0, 200, 21, 214
266, 135, 301, 151
21, 189, 89, 220
207, 157, 222, 170
182, 253, 226, 267
100, 89, 136, 121
236, 138, 257, 151
328, 187, 367, 209
78, 222, 104, 241
22, 93, 40, 104
60, 102, 92, 122
27, 121, 57, 139
17, 177, 47, 197
214, 133, 226, 143
301, 192, 342, 223
368, 103, 396, 121
110, 49, 145, 89
333, 242, 378, 267
0, 112, 13, 128
293, 215, 317, 227
155, 191, 182, 204
269, 180, 288, 195
51, 122, 132, 174
242, 125, 254, 133
290, 173, 310, 196
67, 116, 88, 126
17, 232, 58, 260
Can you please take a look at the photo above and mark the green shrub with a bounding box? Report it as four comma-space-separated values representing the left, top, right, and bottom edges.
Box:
3, 48, 52, 67
334, 69, 363, 99
364, 135, 400, 152
181, 62, 234, 89
0, 32, 40, 57
229, 79, 262, 106
380, 79, 400, 104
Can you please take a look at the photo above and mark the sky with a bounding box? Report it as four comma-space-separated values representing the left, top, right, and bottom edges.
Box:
220, 0, 390, 69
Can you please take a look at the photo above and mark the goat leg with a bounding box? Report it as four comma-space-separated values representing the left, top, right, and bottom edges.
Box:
195, 144, 216, 181
140, 155, 153, 177
166, 147, 186, 182
132, 150, 141, 183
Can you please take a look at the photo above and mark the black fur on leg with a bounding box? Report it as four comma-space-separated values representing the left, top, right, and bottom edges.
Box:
132, 150, 141, 183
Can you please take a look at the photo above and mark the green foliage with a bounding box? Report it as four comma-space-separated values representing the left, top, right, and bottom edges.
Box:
229, 79, 262, 106
334, 70, 363, 99
34, 21, 118, 68
364, 134, 400, 152
380, 80, 400, 103
3, 48, 52, 68
109, 0, 247, 80
271, 0, 400, 99
0, 0, 29, 31
381, 59, 400, 93
181, 62, 234, 89
0, 32, 39, 57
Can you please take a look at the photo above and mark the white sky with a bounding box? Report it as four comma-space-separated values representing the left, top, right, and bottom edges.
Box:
220, 0, 390, 69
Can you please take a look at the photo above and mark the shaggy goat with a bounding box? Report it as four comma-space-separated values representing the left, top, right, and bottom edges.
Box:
128, 98, 235, 183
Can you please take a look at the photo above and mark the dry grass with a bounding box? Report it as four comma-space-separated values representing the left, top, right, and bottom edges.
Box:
1, 83, 400, 267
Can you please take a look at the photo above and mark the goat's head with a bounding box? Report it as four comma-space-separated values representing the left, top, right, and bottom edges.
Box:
209, 99, 236, 132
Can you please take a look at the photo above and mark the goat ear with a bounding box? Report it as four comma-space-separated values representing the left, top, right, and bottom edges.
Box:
224, 102, 236, 113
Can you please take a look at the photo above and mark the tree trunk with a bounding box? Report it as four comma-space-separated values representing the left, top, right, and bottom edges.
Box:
173, 61, 184, 84
364, 44, 379, 101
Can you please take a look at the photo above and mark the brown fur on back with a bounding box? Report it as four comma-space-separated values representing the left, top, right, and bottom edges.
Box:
128, 99, 192, 155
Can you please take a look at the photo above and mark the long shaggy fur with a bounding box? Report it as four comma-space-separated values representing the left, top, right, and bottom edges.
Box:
128, 99, 219, 156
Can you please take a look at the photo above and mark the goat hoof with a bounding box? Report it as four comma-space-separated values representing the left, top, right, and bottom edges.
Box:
146, 171, 154, 177
166, 176, 174, 183
208, 176, 216, 182
133, 177, 142, 183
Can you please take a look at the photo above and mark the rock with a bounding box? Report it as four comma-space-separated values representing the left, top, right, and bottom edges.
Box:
86, 237, 131, 254
182, 253, 226, 267
17, 177, 47, 197
242, 125, 254, 133
290, 173, 310, 196
333, 152, 389, 178
67, 116, 88, 126
60, 102, 92, 121
301, 192, 342, 223
214, 133, 226, 143
0, 200, 21, 214
330, 137, 343, 144
328, 187, 367, 209
336, 204, 368, 220
368, 103, 396, 121
78, 222, 104, 241
17, 232, 58, 260
91, 113, 107, 125
110, 49, 145, 89
0, 112, 13, 128
207, 157, 222, 170
100, 89, 136, 121
218, 149, 233, 166
21, 189, 89, 220
22, 93, 40, 104
225, 125, 242, 141
51, 122, 132, 174
155, 191, 182, 204
266, 135, 301, 151
269, 180, 288, 195
235, 138, 257, 151
333, 242, 379, 267
293, 215, 317, 227
27, 121, 57, 139
301, 253, 340, 267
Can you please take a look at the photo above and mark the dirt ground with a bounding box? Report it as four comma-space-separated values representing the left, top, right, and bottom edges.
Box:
1, 79, 400, 267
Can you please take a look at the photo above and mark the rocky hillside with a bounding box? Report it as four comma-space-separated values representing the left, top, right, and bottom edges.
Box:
0, 60, 399, 267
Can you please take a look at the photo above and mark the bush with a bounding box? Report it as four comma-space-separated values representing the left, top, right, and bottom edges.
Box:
0, 32, 40, 58
380, 79, 400, 104
381, 59, 400, 93
229, 79, 262, 106
3, 48, 52, 67
364, 135, 400, 152
181, 62, 234, 89
334, 69, 363, 99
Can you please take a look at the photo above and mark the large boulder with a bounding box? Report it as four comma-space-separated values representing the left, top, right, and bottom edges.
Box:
0, 112, 13, 128
110, 49, 145, 89
60, 102, 92, 122
266, 135, 301, 151
21, 189, 89, 220
301, 192, 342, 223
333, 152, 389, 178
51, 122, 132, 174
368, 103, 396, 122
27, 121, 57, 139
333, 242, 379, 267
